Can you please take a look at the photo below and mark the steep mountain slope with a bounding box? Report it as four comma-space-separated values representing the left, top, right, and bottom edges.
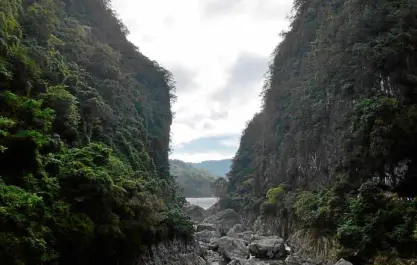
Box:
191, 159, 232, 177
227, 0, 417, 263
0, 1, 191, 265
170, 159, 216, 197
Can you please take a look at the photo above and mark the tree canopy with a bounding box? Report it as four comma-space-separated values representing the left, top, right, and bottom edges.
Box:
227, 0, 417, 263
0, 0, 191, 264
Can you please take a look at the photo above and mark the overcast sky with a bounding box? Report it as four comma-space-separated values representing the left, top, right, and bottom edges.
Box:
112, 0, 293, 162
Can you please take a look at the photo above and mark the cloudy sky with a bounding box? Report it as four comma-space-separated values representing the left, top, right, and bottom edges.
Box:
112, 0, 293, 162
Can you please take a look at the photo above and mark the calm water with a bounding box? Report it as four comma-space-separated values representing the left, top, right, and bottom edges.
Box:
186, 197, 218, 210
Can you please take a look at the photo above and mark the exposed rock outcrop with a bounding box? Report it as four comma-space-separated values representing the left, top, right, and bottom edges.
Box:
216, 236, 249, 260
249, 236, 286, 259
286, 229, 338, 264
137, 239, 204, 265
202, 209, 242, 234
252, 216, 291, 237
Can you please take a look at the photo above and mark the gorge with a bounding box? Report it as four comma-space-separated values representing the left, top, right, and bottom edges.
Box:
1, 0, 417, 265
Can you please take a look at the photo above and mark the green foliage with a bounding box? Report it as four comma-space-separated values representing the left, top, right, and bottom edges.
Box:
169, 159, 216, 197
227, 0, 417, 262
0, 182, 57, 265
0, 0, 190, 264
266, 186, 285, 204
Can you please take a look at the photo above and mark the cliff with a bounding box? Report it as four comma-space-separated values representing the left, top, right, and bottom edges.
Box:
227, 0, 417, 263
0, 0, 191, 264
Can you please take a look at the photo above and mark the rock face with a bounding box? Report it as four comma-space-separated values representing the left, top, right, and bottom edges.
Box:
286, 229, 338, 264
202, 209, 242, 234
216, 236, 249, 260
137, 239, 203, 265
252, 216, 283, 237
184, 204, 206, 222
249, 236, 286, 259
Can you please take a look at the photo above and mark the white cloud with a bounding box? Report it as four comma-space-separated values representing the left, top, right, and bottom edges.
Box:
111, 0, 292, 161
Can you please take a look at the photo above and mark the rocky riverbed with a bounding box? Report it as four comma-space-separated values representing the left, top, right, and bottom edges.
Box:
181, 205, 353, 265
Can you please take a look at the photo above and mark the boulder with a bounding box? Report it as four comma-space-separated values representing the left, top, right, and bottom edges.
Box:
206, 201, 221, 216
236, 231, 253, 243
226, 224, 246, 237
216, 236, 249, 261
228, 259, 269, 265
208, 237, 220, 250
195, 229, 221, 243
248, 236, 286, 259
334, 259, 353, 265
206, 250, 224, 264
184, 204, 206, 222
197, 223, 219, 232
202, 209, 242, 234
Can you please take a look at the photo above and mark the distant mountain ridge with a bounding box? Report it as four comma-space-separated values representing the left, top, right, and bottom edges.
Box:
169, 159, 216, 197
190, 159, 232, 177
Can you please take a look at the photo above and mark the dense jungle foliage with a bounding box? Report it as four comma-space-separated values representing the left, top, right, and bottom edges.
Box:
170, 159, 216, 197
0, 0, 193, 264
227, 0, 417, 263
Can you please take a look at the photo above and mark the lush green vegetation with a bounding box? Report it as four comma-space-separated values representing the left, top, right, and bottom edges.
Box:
0, 0, 192, 264
227, 0, 417, 263
170, 159, 216, 197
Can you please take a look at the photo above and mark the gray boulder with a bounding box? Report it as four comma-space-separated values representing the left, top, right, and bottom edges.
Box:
197, 223, 219, 232
202, 209, 242, 234
226, 224, 246, 237
184, 204, 206, 222
195, 229, 221, 243
248, 236, 286, 259
216, 236, 249, 260
208, 237, 220, 250
235, 231, 253, 243
206, 250, 224, 264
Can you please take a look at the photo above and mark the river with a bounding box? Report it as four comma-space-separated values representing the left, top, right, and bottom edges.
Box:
186, 197, 218, 210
